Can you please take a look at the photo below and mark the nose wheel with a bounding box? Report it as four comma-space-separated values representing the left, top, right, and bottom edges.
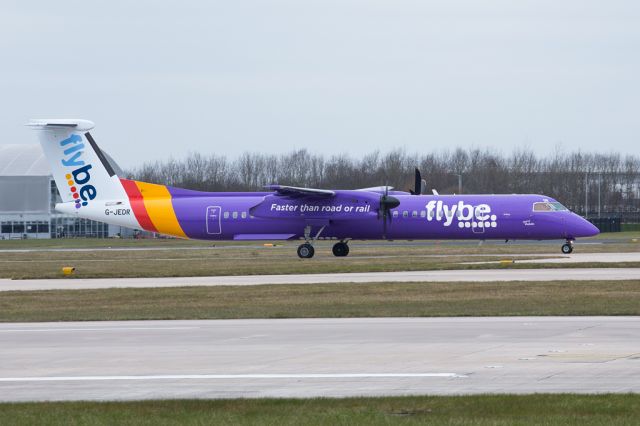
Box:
332, 241, 350, 257
561, 241, 574, 254
297, 243, 315, 259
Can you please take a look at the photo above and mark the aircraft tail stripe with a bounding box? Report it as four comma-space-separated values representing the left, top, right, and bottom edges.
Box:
119, 178, 159, 233
133, 181, 188, 239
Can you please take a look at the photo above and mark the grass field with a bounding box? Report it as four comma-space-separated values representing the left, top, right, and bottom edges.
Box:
1, 234, 639, 279
1, 230, 639, 249
2, 394, 639, 425
2, 280, 639, 322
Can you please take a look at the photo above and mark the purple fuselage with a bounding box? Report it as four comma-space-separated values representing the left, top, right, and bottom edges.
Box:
166, 188, 599, 242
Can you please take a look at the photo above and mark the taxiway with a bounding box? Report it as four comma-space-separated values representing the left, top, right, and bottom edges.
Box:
0, 317, 638, 401
1, 266, 640, 291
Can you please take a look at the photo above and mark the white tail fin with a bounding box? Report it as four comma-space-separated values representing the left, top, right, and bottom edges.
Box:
27, 119, 127, 210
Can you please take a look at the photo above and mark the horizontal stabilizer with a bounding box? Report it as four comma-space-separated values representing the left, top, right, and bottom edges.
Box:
26, 119, 95, 131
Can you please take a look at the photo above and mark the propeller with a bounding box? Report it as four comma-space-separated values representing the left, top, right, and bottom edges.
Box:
379, 184, 400, 240
409, 168, 426, 195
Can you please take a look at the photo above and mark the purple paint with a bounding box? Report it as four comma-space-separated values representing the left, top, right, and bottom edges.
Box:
164, 185, 598, 243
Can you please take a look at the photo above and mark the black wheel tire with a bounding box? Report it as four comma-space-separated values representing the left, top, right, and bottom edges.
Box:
332, 242, 349, 257
561, 243, 573, 254
297, 243, 315, 259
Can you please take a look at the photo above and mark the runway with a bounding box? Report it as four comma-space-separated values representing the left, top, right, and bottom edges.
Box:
1, 317, 638, 401
1, 267, 640, 291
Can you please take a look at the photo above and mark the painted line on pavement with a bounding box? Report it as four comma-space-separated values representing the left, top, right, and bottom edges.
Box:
0, 373, 467, 382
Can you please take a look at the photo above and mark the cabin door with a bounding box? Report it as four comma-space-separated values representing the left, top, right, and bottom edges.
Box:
206, 206, 222, 235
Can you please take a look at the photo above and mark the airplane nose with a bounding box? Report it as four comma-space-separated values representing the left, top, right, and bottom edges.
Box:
572, 216, 600, 238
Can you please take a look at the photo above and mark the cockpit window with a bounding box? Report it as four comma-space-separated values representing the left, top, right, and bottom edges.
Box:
533, 202, 568, 212
549, 202, 568, 211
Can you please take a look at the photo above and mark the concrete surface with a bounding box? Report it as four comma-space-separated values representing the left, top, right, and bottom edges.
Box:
1, 267, 640, 292
517, 252, 640, 264
0, 317, 639, 401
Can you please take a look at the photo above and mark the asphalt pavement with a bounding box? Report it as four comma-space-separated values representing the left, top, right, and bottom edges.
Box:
1, 317, 638, 401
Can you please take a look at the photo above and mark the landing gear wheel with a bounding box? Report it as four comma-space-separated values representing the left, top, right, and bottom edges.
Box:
297, 243, 315, 259
332, 242, 350, 257
561, 242, 573, 254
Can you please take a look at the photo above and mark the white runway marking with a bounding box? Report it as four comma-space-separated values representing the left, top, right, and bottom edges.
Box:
0, 373, 466, 382
0, 327, 197, 333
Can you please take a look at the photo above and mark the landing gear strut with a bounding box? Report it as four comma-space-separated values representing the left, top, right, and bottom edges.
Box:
561, 240, 574, 254
332, 241, 350, 257
296, 225, 325, 259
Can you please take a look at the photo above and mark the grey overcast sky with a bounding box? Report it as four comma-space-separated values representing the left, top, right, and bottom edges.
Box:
1, 1, 639, 167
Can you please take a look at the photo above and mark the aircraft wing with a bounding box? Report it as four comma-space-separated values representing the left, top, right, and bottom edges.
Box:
265, 185, 335, 197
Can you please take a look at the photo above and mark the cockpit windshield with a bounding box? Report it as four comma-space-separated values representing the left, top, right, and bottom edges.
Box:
532, 202, 568, 212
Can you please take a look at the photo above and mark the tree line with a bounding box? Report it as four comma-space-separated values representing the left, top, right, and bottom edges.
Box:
127, 148, 640, 220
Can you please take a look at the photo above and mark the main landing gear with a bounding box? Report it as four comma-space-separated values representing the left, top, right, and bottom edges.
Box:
332, 241, 350, 257
296, 225, 325, 259
296, 226, 351, 259
297, 243, 315, 259
561, 240, 574, 254
297, 240, 350, 259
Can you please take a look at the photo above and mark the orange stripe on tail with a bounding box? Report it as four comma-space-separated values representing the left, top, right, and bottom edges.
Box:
120, 178, 159, 233
133, 181, 187, 238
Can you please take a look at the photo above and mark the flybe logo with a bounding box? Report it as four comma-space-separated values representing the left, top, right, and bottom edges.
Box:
60, 134, 96, 209
425, 200, 498, 229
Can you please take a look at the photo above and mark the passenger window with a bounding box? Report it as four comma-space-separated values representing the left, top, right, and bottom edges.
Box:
402, 211, 408, 218
223, 211, 229, 219
412, 211, 418, 218
420, 210, 426, 218
232, 212, 238, 219
392, 211, 399, 218
241, 212, 247, 219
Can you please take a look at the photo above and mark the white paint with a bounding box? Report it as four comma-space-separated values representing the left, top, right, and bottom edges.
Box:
0, 373, 467, 382
0, 327, 197, 333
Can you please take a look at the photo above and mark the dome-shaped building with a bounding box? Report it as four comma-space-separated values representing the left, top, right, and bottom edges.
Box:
0, 144, 126, 239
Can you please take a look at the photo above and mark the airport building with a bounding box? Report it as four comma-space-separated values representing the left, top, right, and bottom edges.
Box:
0, 144, 130, 239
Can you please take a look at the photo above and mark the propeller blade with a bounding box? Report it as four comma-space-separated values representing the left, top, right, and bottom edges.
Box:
378, 180, 400, 239
382, 211, 387, 239
414, 168, 422, 195
379, 193, 400, 240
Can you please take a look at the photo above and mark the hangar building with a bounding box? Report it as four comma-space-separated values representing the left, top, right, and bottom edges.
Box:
0, 144, 129, 239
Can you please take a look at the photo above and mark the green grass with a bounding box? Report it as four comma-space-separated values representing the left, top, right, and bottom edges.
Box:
621, 224, 640, 232
1, 235, 640, 279
2, 394, 640, 425
1, 231, 639, 248
0, 237, 217, 249
2, 280, 640, 322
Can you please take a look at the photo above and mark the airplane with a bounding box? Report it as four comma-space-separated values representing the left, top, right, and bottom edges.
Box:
29, 119, 599, 258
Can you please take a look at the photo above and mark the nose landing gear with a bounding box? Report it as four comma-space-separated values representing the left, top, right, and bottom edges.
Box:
332, 241, 350, 257
561, 240, 574, 254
